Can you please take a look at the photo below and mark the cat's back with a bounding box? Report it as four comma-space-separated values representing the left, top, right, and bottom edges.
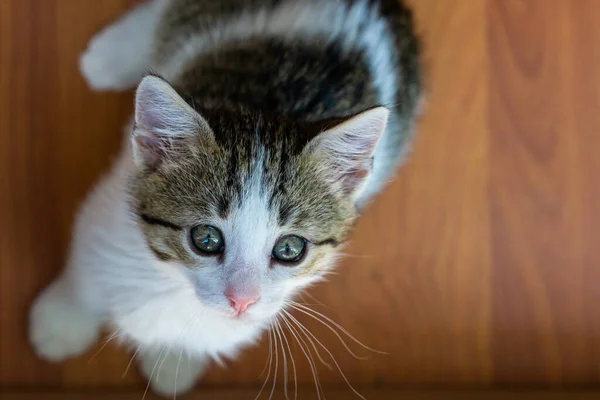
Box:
150, 0, 421, 122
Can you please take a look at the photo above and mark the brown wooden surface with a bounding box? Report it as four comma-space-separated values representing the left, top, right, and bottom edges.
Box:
1, 0, 600, 395
3, 389, 600, 400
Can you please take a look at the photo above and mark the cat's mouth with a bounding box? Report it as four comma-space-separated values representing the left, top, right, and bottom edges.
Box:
200, 299, 261, 321
229, 311, 253, 320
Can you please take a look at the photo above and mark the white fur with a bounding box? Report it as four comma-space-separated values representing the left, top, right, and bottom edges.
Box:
29, 278, 101, 362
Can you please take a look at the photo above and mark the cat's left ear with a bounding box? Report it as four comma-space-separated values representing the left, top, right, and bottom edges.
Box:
304, 106, 389, 200
132, 75, 213, 169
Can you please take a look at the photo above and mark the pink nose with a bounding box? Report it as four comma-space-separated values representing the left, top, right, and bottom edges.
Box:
227, 294, 260, 315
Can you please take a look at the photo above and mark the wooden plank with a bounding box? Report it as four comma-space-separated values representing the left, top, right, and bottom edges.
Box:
487, 0, 600, 383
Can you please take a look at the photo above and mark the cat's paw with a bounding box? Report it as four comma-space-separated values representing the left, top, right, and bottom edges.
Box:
139, 350, 207, 397
29, 280, 100, 362
79, 0, 161, 91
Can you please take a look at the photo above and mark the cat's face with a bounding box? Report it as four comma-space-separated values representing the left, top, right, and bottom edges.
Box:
130, 76, 388, 322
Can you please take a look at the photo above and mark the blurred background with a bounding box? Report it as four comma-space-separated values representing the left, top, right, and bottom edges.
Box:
1, 0, 600, 399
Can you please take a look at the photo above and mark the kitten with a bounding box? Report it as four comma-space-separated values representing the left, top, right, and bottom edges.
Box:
29, 0, 422, 396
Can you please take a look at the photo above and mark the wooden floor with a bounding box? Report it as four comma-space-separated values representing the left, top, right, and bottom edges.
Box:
1, 0, 600, 397
3, 389, 600, 400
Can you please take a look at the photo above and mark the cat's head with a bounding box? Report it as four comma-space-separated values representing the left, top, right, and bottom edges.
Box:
129, 76, 388, 322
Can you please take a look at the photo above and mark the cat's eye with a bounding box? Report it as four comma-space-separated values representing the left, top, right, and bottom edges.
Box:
272, 235, 306, 263
190, 225, 224, 254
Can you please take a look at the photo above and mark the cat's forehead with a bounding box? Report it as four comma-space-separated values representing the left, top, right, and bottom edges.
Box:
217, 162, 278, 260
191, 111, 314, 219
200, 107, 317, 153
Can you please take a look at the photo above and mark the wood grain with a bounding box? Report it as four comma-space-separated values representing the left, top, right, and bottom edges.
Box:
0, 0, 599, 395
488, 0, 600, 383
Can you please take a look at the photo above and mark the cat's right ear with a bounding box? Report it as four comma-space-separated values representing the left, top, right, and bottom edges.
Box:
132, 75, 213, 169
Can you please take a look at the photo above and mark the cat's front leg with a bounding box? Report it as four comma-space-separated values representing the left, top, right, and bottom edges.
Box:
28, 171, 118, 362
138, 348, 209, 397
29, 274, 103, 362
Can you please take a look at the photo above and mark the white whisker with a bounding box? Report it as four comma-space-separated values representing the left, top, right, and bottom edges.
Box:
173, 347, 184, 400
289, 301, 388, 355
286, 303, 366, 360
155, 315, 196, 385
269, 319, 280, 400
280, 312, 324, 400
337, 252, 375, 260
282, 309, 331, 370
155, 349, 169, 382
123, 345, 142, 378
298, 292, 328, 309
258, 326, 272, 379
88, 329, 121, 363
276, 318, 297, 400
142, 346, 166, 400
273, 319, 289, 400
284, 310, 366, 400
254, 325, 274, 400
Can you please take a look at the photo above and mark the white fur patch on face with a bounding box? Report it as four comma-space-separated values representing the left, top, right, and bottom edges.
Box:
190, 149, 293, 319
225, 155, 278, 272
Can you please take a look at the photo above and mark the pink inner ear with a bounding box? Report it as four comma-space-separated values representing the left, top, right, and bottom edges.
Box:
340, 157, 374, 195
134, 134, 167, 169
309, 107, 388, 196
136, 105, 168, 133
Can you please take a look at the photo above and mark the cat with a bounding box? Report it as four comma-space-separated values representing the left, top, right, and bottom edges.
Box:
29, 0, 422, 396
